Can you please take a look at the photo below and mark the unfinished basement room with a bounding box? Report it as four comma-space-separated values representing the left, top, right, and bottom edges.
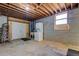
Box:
0, 3, 79, 56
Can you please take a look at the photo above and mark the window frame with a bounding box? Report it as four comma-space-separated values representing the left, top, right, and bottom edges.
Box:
55, 11, 68, 25
54, 11, 69, 31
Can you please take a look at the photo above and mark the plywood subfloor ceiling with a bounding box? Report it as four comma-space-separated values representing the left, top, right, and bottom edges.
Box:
0, 3, 78, 21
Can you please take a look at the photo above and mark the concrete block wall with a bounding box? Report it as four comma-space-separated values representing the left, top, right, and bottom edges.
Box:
35, 8, 79, 46
0, 15, 7, 28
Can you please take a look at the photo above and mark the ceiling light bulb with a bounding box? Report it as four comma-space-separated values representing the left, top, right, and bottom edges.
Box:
26, 7, 30, 11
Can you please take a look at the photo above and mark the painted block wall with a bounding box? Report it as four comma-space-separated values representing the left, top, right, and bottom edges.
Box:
35, 8, 79, 46
8, 17, 30, 40
12, 22, 28, 40
0, 15, 7, 28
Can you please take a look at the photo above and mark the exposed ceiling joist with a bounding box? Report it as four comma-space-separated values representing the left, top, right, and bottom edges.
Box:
53, 3, 61, 12
48, 4, 58, 13
0, 4, 35, 17
42, 4, 54, 15
0, 3, 78, 21
9, 3, 41, 18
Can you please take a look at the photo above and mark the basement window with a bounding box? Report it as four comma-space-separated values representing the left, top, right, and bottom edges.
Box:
54, 12, 69, 30
56, 12, 67, 25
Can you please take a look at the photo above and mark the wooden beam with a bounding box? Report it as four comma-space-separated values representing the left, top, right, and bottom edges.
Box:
8, 21, 12, 41
32, 4, 48, 16
48, 4, 57, 13
20, 3, 44, 17
39, 5, 50, 16
0, 6, 36, 20
71, 3, 73, 9
8, 17, 30, 23
22, 3, 46, 19
17, 3, 43, 17
0, 5, 28, 17
30, 4, 46, 17
63, 3, 67, 10
0, 4, 38, 19
42, 4, 54, 15
53, 3, 61, 12
8, 3, 40, 18
33, 3, 48, 15
0, 4, 26, 16
28, 3, 45, 16
58, 3, 67, 11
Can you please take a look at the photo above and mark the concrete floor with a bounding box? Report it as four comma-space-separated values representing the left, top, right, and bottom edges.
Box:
0, 40, 68, 56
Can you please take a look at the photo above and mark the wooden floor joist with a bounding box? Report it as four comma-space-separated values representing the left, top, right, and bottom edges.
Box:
0, 3, 78, 20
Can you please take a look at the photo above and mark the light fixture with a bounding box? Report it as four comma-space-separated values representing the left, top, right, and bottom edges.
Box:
26, 7, 30, 11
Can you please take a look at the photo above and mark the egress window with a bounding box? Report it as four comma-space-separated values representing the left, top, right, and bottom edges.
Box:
56, 12, 67, 25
